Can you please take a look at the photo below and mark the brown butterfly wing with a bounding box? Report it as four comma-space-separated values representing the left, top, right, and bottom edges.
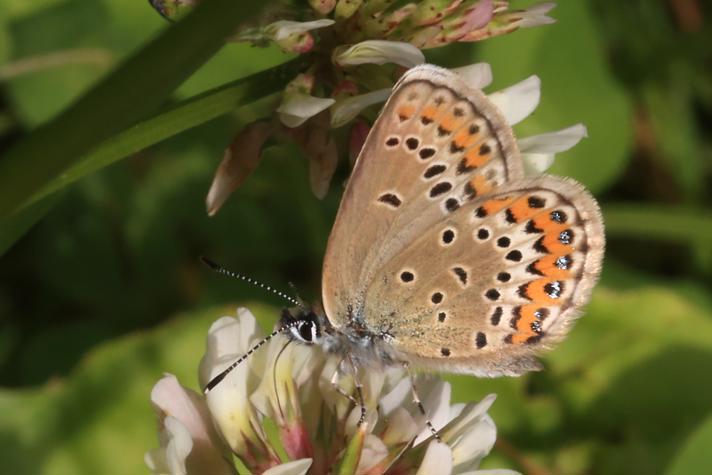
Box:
362, 176, 604, 376
322, 65, 523, 330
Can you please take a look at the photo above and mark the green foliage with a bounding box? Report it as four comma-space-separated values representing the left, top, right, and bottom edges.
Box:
478, 1, 633, 194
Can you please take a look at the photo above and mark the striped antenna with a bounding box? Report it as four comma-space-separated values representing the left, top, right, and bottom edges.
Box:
200, 256, 301, 307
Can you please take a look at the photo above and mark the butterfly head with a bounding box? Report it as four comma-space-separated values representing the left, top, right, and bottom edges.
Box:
279, 305, 333, 346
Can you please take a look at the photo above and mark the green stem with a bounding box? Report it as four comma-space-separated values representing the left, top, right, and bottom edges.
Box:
0, 0, 272, 218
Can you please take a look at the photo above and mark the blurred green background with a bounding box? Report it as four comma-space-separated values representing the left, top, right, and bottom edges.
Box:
0, 1, 711, 474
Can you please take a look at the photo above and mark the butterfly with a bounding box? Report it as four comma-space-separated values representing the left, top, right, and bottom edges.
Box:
205, 64, 604, 393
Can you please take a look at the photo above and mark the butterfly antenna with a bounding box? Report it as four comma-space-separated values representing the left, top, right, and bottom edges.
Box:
203, 321, 296, 393
200, 256, 301, 307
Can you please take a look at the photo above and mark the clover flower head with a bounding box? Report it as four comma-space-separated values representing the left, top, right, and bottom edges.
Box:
147, 308, 517, 474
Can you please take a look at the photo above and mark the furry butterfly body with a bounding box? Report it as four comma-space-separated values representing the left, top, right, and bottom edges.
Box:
282, 64, 605, 378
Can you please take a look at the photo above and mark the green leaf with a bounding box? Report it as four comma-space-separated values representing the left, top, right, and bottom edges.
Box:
0, 0, 274, 218
0, 194, 60, 255
29, 57, 305, 207
476, 1, 633, 193
666, 415, 712, 475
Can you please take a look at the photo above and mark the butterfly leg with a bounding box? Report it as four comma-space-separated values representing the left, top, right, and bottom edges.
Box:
328, 358, 360, 406
404, 363, 442, 443
346, 355, 367, 427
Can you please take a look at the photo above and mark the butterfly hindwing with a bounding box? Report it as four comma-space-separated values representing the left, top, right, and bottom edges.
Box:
323, 65, 523, 330
362, 176, 604, 376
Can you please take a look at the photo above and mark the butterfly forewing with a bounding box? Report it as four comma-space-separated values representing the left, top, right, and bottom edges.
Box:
323, 65, 523, 329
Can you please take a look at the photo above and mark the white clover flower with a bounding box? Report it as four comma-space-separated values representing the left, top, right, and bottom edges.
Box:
147, 307, 516, 474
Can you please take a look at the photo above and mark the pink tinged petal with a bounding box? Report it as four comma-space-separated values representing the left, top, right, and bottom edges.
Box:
349, 120, 370, 165
334, 40, 425, 68
206, 122, 273, 216
145, 416, 192, 475
262, 459, 313, 475
416, 440, 453, 475
309, 0, 336, 15
519, 124, 588, 176
277, 94, 335, 128
356, 434, 389, 475
281, 423, 314, 460
149, 376, 235, 475
277, 33, 316, 54
449, 0, 495, 38
452, 62, 493, 89
331, 88, 391, 128
487, 75, 541, 125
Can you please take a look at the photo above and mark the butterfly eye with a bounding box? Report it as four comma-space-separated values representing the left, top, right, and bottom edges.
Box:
296, 321, 317, 343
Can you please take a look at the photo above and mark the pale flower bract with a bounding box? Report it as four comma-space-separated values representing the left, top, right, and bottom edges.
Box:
146, 308, 517, 475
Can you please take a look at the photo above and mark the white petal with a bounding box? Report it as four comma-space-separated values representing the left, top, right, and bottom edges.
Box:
417, 440, 453, 475
379, 377, 411, 416
198, 309, 263, 387
451, 414, 497, 469
147, 416, 192, 475
334, 40, 425, 68
277, 93, 335, 128
521, 152, 555, 176
330, 88, 391, 128
519, 2, 557, 28
518, 123, 588, 154
488, 75, 541, 125
150, 375, 212, 444
262, 459, 313, 475
382, 407, 419, 445
148, 376, 234, 475
265, 19, 335, 41
198, 312, 270, 455
452, 63, 493, 90
519, 124, 588, 176
413, 379, 452, 446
